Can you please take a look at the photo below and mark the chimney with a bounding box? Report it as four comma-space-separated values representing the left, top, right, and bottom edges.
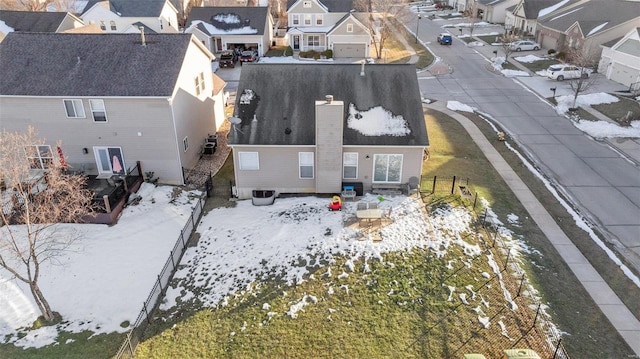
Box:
325, 95, 333, 103
360, 61, 365, 76
139, 26, 146, 46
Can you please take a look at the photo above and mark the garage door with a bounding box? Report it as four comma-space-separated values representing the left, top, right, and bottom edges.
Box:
333, 44, 366, 58
610, 63, 637, 88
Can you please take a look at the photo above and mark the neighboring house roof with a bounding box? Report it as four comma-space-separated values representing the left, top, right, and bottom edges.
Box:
230, 64, 428, 147
186, 7, 269, 36
82, 0, 170, 17
0, 10, 70, 32
601, 27, 640, 55
287, 0, 356, 13
130, 21, 157, 34
538, 0, 640, 37
62, 23, 105, 33
478, 0, 510, 5
0, 33, 199, 97
212, 73, 227, 96
519, 0, 576, 20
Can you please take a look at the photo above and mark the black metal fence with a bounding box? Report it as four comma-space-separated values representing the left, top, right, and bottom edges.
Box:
113, 191, 207, 359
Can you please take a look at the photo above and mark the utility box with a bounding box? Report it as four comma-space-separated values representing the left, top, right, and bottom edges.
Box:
503, 349, 541, 359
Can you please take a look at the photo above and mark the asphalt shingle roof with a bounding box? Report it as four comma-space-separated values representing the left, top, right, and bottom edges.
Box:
0, 10, 68, 32
0, 33, 194, 97
538, 0, 640, 37
286, 0, 356, 13
187, 7, 269, 35
82, 0, 168, 17
229, 63, 429, 147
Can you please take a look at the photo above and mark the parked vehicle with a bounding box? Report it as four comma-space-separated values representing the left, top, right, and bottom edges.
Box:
218, 50, 237, 68
546, 65, 591, 81
509, 40, 541, 51
437, 33, 452, 45
239, 50, 258, 64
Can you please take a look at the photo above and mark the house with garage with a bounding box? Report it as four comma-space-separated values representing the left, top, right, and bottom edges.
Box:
0, 32, 225, 187
185, 6, 273, 56
505, 0, 580, 37
227, 63, 429, 200
598, 27, 640, 91
79, 0, 179, 33
475, 0, 519, 24
0, 10, 84, 42
536, 0, 640, 58
286, 0, 372, 58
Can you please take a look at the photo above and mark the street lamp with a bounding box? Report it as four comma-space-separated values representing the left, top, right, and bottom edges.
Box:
416, 14, 421, 43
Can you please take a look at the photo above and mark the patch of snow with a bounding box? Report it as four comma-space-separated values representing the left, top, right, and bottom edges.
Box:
587, 22, 608, 37
347, 104, 411, 137
514, 55, 546, 63
447, 101, 475, 113
540, 0, 572, 17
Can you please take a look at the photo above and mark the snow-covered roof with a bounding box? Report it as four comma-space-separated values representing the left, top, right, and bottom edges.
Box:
186, 7, 269, 36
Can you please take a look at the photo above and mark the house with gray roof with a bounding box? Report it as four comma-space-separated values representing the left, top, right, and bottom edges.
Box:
599, 27, 640, 90
80, 0, 179, 33
228, 63, 429, 199
505, 0, 581, 36
0, 32, 225, 186
536, 0, 640, 58
185, 6, 274, 56
286, 0, 372, 58
0, 10, 84, 42
476, 0, 519, 24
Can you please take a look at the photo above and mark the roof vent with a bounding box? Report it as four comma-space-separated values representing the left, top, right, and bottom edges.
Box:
139, 26, 146, 46
285, 127, 292, 135
325, 95, 333, 103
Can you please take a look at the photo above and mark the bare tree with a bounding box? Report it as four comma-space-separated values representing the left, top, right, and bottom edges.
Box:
0, 0, 50, 10
354, 0, 409, 59
464, 0, 479, 37
564, 46, 600, 109
0, 126, 94, 322
499, 33, 519, 60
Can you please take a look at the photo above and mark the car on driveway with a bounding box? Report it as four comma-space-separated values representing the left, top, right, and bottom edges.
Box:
509, 40, 541, 51
437, 33, 452, 45
219, 50, 237, 68
239, 50, 258, 64
545, 64, 591, 81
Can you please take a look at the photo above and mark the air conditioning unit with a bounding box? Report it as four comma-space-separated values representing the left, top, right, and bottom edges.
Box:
203, 134, 217, 155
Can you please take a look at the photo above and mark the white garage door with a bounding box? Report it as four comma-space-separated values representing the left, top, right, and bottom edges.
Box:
610, 63, 638, 88
333, 44, 366, 58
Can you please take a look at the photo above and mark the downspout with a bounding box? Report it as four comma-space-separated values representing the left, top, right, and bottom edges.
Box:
168, 97, 186, 185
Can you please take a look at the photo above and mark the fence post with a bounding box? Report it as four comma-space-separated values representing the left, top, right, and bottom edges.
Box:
170, 250, 175, 269
504, 249, 511, 270
472, 192, 478, 210
143, 301, 151, 324
103, 195, 111, 213
432, 176, 437, 194
157, 275, 163, 293
516, 273, 526, 297
532, 303, 541, 328
552, 338, 562, 359
482, 208, 488, 228
180, 232, 186, 248
451, 175, 457, 194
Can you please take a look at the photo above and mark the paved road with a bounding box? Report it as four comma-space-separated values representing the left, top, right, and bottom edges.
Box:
413, 14, 640, 272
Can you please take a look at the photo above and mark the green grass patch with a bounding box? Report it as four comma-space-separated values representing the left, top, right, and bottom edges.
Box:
476, 35, 502, 44
0, 331, 126, 359
264, 46, 287, 57
592, 95, 640, 125
460, 37, 475, 44
386, 17, 434, 69
512, 57, 559, 73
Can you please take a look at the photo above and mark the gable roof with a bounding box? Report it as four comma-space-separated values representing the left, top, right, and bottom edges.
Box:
287, 0, 356, 13
82, 0, 170, 17
0, 10, 70, 32
186, 6, 269, 36
0, 33, 199, 97
520, 0, 575, 20
230, 64, 428, 147
538, 0, 640, 37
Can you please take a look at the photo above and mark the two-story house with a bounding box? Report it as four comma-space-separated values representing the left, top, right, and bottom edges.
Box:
228, 63, 429, 199
185, 6, 274, 56
80, 0, 179, 33
505, 0, 580, 37
599, 27, 640, 90
0, 10, 84, 42
0, 32, 225, 186
286, 0, 372, 58
475, 0, 519, 24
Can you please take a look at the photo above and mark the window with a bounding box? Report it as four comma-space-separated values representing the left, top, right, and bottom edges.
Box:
89, 99, 107, 122
26, 145, 53, 170
238, 152, 259, 170
343, 152, 358, 179
110, 20, 117, 30
99, 20, 106, 30
94, 147, 125, 175
307, 35, 320, 47
303, 1, 311, 7
199, 72, 205, 92
347, 23, 353, 32
304, 14, 311, 25
195, 76, 201, 96
299, 152, 314, 179
183, 137, 189, 151
63, 99, 85, 118
292, 14, 299, 25
316, 15, 323, 25
160, 19, 163, 30
373, 154, 403, 182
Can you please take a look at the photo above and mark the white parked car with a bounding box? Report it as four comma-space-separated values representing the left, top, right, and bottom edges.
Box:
545, 65, 591, 81
509, 40, 541, 51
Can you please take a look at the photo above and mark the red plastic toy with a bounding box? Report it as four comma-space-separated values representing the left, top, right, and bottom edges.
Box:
329, 195, 342, 211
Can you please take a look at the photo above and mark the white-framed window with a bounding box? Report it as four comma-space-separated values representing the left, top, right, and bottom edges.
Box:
99, 20, 106, 30
304, 14, 311, 25
89, 99, 107, 122
183, 136, 189, 152
303, 1, 311, 7
63, 99, 85, 118
159, 19, 163, 30
292, 14, 299, 25
373, 154, 403, 182
199, 72, 205, 92
94, 146, 126, 176
343, 152, 358, 179
299, 152, 314, 179
110, 20, 117, 30
195, 76, 201, 96
25, 145, 53, 170
307, 35, 320, 47
347, 23, 353, 32
238, 152, 259, 170
316, 15, 323, 25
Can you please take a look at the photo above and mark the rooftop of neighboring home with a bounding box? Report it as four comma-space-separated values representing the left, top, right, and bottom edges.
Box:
230, 63, 429, 147
507, 0, 581, 20
0, 10, 73, 32
81, 0, 173, 17
186, 6, 269, 36
286, 0, 357, 12
538, 0, 640, 37
0, 33, 208, 97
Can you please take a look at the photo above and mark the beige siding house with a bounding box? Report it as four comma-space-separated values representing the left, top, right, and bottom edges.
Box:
0, 32, 224, 186
476, 0, 519, 24
80, 0, 179, 33
599, 27, 640, 90
286, 0, 372, 58
185, 6, 274, 56
0, 10, 84, 42
228, 64, 429, 200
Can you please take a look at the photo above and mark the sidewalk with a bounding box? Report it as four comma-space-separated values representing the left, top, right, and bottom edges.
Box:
426, 100, 640, 356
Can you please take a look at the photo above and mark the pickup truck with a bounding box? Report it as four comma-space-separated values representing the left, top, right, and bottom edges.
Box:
437, 33, 452, 45
218, 51, 237, 68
